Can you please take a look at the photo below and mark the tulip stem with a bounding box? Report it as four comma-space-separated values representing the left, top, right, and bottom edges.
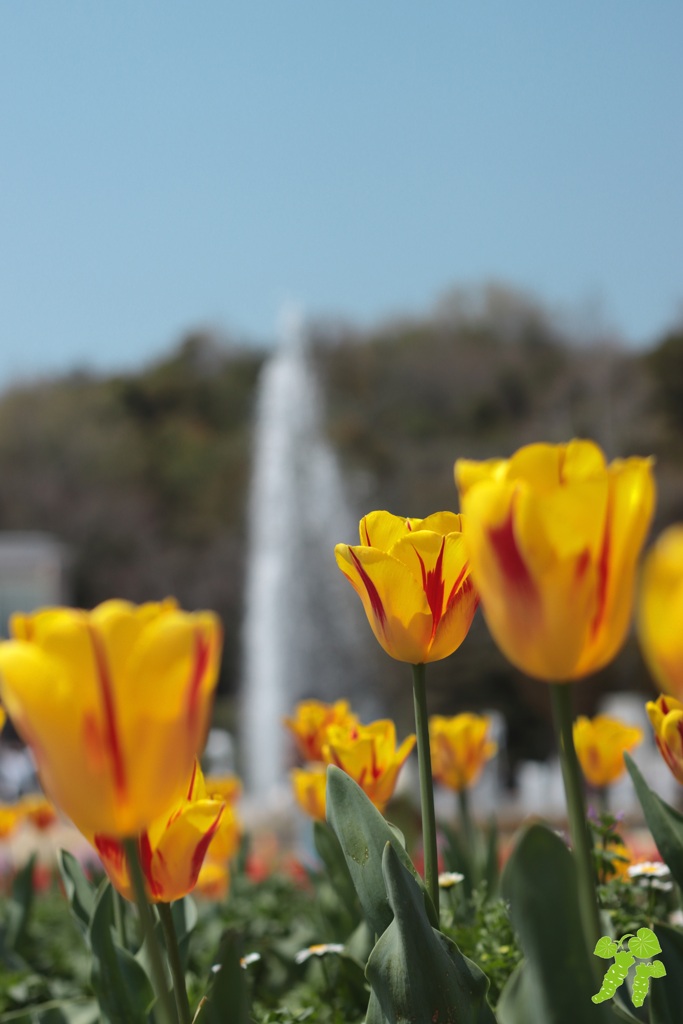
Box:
457, 787, 477, 877
158, 902, 192, 1024
123, 838, 178, 1024
412, 662, 440, 919
549, 683, 601, 950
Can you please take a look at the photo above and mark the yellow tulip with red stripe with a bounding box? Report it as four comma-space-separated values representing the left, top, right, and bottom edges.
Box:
292, 764, 328, 821
638, 525, 683, 698
647, 695, 683, 785
429, 713, 497, 792
92, 760, 225, 903
335, 511, 478, 664
572, 715, 643, 788
284, 699, 359, 763
455, 440, 655, 681
322, 719, 415, 811
0, 599, 222, 837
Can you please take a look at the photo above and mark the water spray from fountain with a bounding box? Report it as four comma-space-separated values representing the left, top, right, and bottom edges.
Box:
239, 306, 370, 799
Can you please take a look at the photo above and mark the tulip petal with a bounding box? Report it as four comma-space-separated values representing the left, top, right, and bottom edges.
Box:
151, 800, 225, 903
360, 511, 410, 549
334, 544, 432, 663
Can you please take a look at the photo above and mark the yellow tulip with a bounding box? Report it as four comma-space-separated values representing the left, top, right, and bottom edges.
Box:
0, 705, 5, 732
292, 764, 328, 821
0, 805, 19, 839
0, 599, 222, 837
646, 695, 683, 785
15, 794, 59, 831
455, 440, 655, 681
92, 760, 225, 903
335, 511, 478, 664
284, 699, 359, 762
638, 525, 683, 698
205, 773, 243, 806
202, 790, 242, 864
322, 719, 416, 811
572, 715, 643, 788
429, 713, 497, 792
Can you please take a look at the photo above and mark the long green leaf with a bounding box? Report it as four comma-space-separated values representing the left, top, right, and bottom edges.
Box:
624, 753, 683, 892
365, 843, 496, 1024
193, 930, 250, 1024
89, 884, 154, 1024
57, 850, 97, 941
325, 764, 437, 935
498, 824, 626, 1024
5, 853, 36, 949
648, 923, 683, 1023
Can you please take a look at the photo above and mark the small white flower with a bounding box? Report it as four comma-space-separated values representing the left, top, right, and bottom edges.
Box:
650, 879, 674, 892
295, 942, 345, 964
669, 909, 683, 926
438, 871, 465, 889
211, 952, 261, 974
240, 952, 262, 969
627, 861, 670, 880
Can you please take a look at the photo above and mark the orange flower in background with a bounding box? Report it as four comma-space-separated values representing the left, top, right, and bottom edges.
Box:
322, 719, 415, 812
455, 440, 655, 681
284, 699, 359, 763
646, 695, 683, 785
92, 760, 224, 903
572, 715, 643, 788
0, 599, 222, 838
16, 794, 58, 831
335, 511, 478, 664
292, 764, 328, 821
638, 525, 683, 698
429, 713, 497, 792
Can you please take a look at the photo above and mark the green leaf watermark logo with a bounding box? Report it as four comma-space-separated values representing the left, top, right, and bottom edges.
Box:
592, 928, 666, 1007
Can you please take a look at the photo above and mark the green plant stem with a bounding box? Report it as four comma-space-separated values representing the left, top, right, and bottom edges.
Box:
412, 662, 440, 918
123, 837, 178, 1024
549, 683, 601, 950
457, 787, 477, 873
158, 903, 192, 1024
113, 889, 126, 948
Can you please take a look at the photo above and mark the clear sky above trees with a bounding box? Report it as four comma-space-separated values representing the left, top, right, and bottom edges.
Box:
1, 1, 681, 387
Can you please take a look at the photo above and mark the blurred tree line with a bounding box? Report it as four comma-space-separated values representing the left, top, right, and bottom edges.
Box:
0, 286, 681, 771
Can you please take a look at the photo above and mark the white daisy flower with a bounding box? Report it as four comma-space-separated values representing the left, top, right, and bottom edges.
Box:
295, 942, 345, 965
627, 861, 670, 879
438, 871, 465, 889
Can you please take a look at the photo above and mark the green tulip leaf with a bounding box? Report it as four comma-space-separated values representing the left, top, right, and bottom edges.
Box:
364, 843, 496, 1024
57, 849, 97, 941
5, 852, 36, 950
627, 927, 662, 959
194, 930, 250, 1024
325, 764, 438, 936
594, 936, 619, 960
624, 754, 683, 891
647, 923, 683, 1023
498, 823, 627, 1023
89, 883, 154, 1023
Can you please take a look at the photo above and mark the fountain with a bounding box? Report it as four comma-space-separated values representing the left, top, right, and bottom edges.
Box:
239, 310, 370, 799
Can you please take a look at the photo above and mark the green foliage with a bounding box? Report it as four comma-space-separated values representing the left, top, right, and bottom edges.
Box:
440, 889, 522, 1006
624, 754, 683, 893
498, 823, 623, 1023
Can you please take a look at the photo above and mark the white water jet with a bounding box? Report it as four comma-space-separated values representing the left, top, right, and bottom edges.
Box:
240, 310, 368, 798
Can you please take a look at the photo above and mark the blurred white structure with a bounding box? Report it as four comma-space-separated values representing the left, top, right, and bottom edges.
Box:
0, 532, 68, 637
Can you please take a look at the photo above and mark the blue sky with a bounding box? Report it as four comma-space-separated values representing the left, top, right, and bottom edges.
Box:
1, 3, 681, 386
